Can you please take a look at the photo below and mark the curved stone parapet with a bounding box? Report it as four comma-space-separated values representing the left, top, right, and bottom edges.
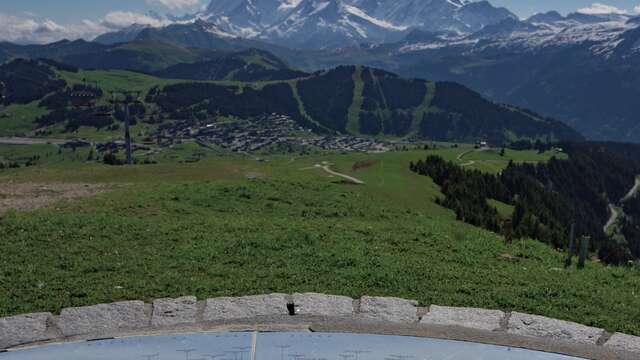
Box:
1, 293, 639, 359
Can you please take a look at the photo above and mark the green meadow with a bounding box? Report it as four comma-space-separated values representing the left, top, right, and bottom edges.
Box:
1, 145, 640, 336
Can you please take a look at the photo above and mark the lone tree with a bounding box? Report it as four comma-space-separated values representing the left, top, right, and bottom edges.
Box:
503, 218, 514, 244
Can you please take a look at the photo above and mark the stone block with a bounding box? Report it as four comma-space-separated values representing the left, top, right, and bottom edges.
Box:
359, 296, 418, 323
604, 333, 640, 354
507, 312, 603, 345
58, 301, 148, 337
0, 313, 51, 349
152, 296, 198, 327
421, 305, 504, 331
292, 293, 353, 317
203, 294, 288, 321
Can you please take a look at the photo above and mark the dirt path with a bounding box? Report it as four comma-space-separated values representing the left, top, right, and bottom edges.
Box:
622, 176, 640, 202
604, 204, 620, 233
0, 182, 106, 214
302, 161, 365, 185
317, 164, 365, 184
457, 147, 490, 167
456, 150, 473, 161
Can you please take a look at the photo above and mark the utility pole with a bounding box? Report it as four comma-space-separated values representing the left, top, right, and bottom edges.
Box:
578, 235, 590, 269
110, 91, 140, 165
565, 223, 575, 268
0, 81, 6, 109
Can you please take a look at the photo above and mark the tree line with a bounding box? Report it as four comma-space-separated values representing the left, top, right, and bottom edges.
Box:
410, 142, 640, 265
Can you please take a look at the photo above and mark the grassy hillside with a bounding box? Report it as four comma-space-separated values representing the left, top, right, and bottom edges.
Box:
1, 148, 639, 337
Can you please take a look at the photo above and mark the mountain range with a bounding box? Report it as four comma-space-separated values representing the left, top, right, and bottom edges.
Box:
1, 0, 639, 142
93, 0, 517, 49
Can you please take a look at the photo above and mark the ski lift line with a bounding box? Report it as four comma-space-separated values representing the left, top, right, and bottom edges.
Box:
0, 81, 6, 103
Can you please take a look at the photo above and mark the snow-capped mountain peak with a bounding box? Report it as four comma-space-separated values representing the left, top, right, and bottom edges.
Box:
94, 0, 638, 52
260, 0, 409, 48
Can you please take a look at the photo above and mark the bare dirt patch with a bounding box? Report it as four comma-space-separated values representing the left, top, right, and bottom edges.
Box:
0, 182, 106, 214
352, 159, 378, 171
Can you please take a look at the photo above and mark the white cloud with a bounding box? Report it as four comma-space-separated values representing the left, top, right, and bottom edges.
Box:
0, 10, 174, 44
146, 0, 201, 10
577, 3, 628, 15
0, 13, 72, 44
101, 11, 171, 29
635, 5, 640, 14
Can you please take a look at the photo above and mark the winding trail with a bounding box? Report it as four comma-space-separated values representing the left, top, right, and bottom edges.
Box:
622, 176, 640, 202
316, 164, 365, 184
604, 205, 620, 234
302, 161, 365, 185
604, 175, 640, 233
456, 150, 473, 161
457, 147, 491, 167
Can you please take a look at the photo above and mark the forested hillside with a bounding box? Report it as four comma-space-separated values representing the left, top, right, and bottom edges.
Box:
149, 65, 582, 142
411, 142, 640, 264
154, 49, 308, 81
0, 59, 68, 104
1, 59, 582, 143
0, 40, 295, 76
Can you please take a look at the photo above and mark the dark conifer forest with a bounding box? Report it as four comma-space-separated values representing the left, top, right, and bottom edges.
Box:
411, 142, 640, 264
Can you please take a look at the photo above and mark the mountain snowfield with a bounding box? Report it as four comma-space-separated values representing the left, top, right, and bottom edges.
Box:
94, 0, 640, 55
397, 13, 640, 57
166, 0, 520, 48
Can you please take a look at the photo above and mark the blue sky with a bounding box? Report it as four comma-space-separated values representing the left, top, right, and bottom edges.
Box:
491, 0, 640, 17
0, 0, 639, 44
0, 0, 202, 23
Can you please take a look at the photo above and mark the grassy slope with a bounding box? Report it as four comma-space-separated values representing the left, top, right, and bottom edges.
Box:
1, 148, 639, 336
410, 81, 436, 137
0, 101, 49, 136
346, 66, 364, 134
59, 69, 180, 97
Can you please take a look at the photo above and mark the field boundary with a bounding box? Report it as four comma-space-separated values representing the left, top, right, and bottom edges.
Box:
2, 293, 639, 358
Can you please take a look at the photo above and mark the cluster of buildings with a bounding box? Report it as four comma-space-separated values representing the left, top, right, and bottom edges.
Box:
299, 135, 389, 153
151, 114, 391, 154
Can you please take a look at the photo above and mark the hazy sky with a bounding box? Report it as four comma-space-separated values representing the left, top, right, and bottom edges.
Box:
0, 0, 639, 44
491, 0, 640, 17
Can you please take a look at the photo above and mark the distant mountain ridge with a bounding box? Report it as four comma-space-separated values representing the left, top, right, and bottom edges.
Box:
154, 48, 308, 81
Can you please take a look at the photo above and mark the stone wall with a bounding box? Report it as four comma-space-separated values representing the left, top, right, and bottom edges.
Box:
1, 293, 639, 358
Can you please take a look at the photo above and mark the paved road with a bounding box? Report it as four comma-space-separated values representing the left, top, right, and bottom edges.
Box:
0, 137, 68, 145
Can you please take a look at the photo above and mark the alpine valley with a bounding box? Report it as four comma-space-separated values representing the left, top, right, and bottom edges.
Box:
1, 0, 639, 142
5, 0, 640, 341
0, 0, 640, 142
